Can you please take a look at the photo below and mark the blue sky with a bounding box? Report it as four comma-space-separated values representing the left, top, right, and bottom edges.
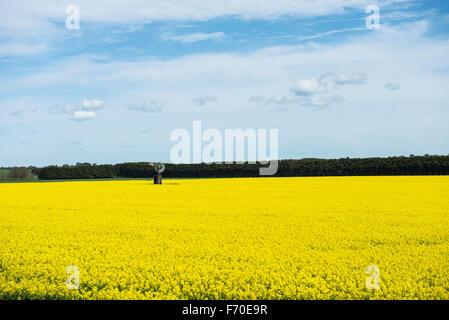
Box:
1, 0, 449, 166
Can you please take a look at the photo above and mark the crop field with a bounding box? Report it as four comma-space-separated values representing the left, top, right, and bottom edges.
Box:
0, 176, 448, 300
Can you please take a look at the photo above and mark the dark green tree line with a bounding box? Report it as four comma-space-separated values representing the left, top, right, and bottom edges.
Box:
37, 155, 449, 180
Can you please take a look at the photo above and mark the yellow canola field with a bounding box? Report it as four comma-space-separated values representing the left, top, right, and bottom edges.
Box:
0, 176, 448, 300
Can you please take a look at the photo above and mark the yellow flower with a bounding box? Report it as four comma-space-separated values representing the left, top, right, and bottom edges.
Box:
0, 176, 448, 299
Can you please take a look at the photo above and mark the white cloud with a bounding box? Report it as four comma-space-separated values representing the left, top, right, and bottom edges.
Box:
82, 99, 105, 110
0, 43, 48, 57
8, 21, 434, 96
297, 27, 365, 41
162, 32, 225, 43
334, 71, 367, 85
48, 105, 76, 115
71, 111, 98, 121
48, 100, 105, 120
290, 76, 327, 96
126, 100, 164, 113
0, 0, 414, 58
251, 72, 364, 109
304, 94, 344, 108
5, 21, 449, 116
192, 96, 218, 106
385, 82, 400, 90
249, 91, 344, 109
249, 95, 299, 106
0, 1, 409, 26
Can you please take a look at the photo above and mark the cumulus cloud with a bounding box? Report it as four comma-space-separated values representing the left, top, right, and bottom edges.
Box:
290, 77, 326, 96
126, 100, 164, 113
290, 72, 365, 96
48, 105, 76, 115
250, 72, 365, 109
6, 20, 442, 119
192, 96, 218, 106
48, 99, 105, 121
9, 109, 24, 118
385, 82, 401, 90
162, 32, 226, 43
82, 99, 105, 110
71, 111, 98, 121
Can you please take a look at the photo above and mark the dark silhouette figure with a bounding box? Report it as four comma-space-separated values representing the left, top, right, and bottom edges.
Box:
154, 174, 162, 184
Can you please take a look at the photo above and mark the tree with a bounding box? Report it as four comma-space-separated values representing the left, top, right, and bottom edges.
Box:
8, 167, 31, 179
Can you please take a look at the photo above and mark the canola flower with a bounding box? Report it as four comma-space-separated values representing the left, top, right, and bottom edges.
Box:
0, 176, 448, 300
